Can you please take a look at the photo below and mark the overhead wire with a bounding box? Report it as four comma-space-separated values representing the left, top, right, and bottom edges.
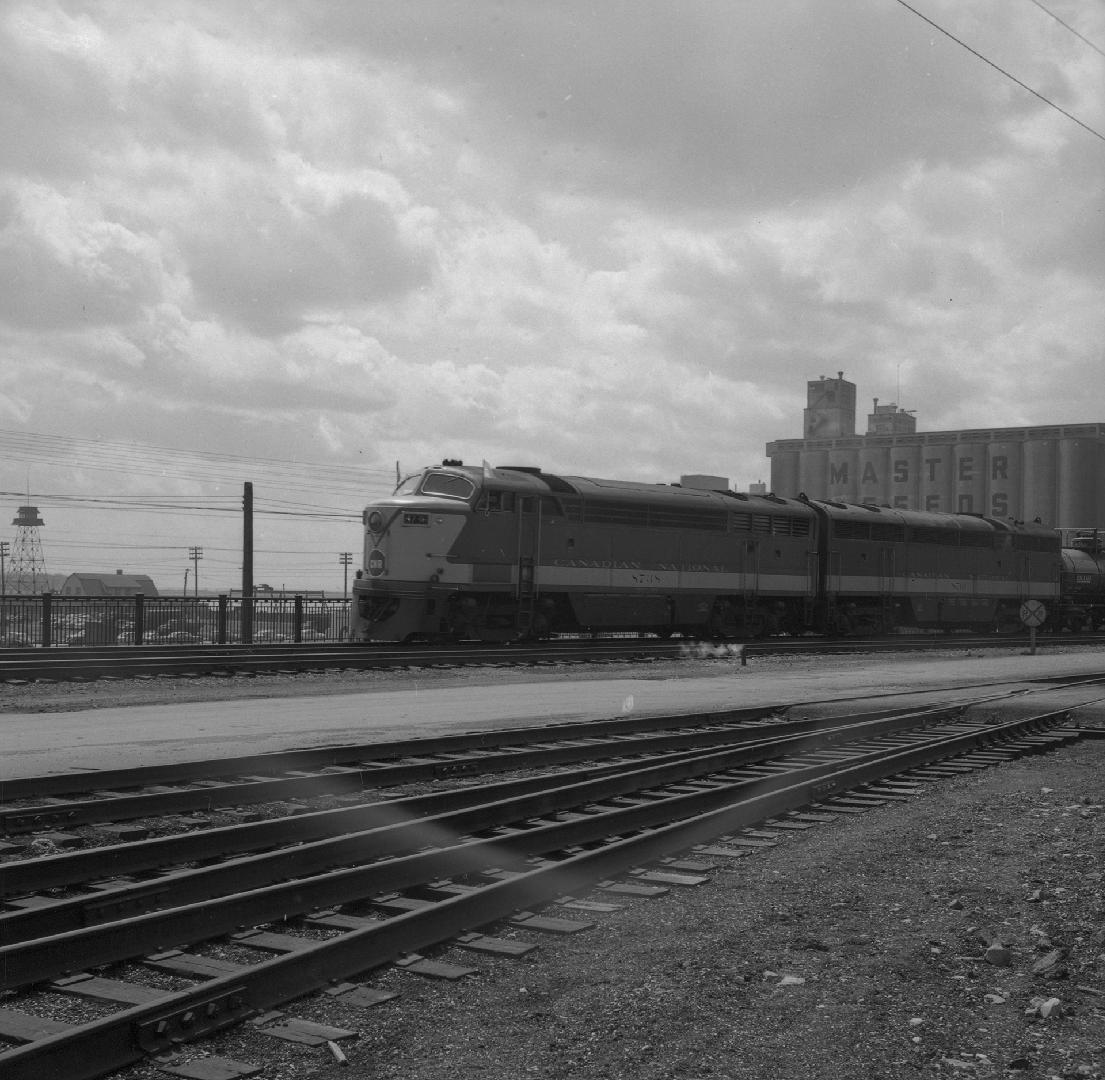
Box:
0, 430, 374, 587
1024, 0, 1105, 60
892, 0, 1105, 144
0, 428, 399, 502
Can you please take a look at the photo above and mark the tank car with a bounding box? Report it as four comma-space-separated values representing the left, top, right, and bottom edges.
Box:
804, 499, 1061, 635
1057, 531, 1105, 631
350, 461, 820, 642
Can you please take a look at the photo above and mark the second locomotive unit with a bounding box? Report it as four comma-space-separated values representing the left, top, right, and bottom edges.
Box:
351, 461, 1061, 642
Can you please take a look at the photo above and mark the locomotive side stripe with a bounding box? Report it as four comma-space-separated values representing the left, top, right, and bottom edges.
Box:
831, 575, 1059, 597
536, 565, 815, 594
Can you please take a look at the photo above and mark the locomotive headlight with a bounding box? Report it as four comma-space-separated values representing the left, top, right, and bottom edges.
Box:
367, 510, 385, 534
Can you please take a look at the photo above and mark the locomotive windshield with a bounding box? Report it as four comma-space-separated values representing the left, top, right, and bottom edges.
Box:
420, 472, 476, 501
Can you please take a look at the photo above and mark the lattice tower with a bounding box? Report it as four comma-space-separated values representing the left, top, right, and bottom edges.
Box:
10, 505, 48, 595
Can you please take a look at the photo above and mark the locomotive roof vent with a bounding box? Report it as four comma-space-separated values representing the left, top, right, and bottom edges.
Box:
499, 466, 543, 475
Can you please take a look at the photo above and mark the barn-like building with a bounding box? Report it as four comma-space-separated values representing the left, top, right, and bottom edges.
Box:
60, 571, 159, 597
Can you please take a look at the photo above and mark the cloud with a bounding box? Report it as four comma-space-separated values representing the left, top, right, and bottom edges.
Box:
0, 0, 1103, 588
0, 182, 168, 329
183, 184, 435, 334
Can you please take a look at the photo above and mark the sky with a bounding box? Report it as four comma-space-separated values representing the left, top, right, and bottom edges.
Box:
1, 0, 1103, 593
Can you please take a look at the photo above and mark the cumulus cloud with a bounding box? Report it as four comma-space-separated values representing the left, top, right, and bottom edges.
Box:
0, 0, 1102, 588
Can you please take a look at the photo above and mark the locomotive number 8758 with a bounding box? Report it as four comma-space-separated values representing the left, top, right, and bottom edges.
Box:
350, 460, 1064, 643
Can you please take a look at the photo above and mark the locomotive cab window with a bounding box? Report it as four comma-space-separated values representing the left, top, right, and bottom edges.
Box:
478, 490, 516, 513
420, 473, 476, 500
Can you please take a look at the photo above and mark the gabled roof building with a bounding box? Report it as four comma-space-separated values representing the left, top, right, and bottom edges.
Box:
60, 572, 159, 597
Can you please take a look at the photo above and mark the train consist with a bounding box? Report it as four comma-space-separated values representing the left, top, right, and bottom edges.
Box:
351, 460, 1105, 643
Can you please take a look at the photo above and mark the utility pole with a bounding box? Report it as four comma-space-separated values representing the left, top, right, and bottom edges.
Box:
0, 540, 8, 594
242, 482, 253, 644
339, 551, 352, 598
189, 546, 203, 596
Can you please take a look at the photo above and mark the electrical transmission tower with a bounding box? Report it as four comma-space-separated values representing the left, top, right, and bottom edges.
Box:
10, 505, 48, 595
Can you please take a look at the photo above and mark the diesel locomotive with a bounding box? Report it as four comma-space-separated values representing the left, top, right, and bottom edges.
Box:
350, 460, 1068, 643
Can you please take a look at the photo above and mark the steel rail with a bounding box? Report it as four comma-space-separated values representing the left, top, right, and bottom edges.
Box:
0, 638, 679, 681
0, 703, 973, 936
0, 704, 786, 802
1, 632, 1101, 684
7, 695, 1021, 899
0, 707, 1077, 987
0, 709, 794, 830
0, 706, 1083, 1080
2, 702, 948, 832
9, 666, 1081, 803
0, 685, 1073, 893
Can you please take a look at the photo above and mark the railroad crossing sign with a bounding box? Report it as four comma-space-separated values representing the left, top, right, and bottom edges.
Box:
1019, 600, 1047, 628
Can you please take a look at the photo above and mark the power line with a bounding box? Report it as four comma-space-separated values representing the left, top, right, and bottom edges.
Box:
0, 429, 398, 500
0, 490, 360, 521
1025, 0, 1105, 60
893, 0, 1105, 144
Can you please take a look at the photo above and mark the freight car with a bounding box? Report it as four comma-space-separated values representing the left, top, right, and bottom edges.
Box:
1058, 531, 1105, 631
350, 461, 1062, 643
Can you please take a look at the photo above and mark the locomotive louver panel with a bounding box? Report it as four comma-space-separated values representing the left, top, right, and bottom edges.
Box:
870, 524, 906, 541
910, 527, 959, 545
958, 531, 996, 548
581, 501, 728, 531
730, 515, 811, 536
1013, 535, 1062, 552
832, 521, 906, 542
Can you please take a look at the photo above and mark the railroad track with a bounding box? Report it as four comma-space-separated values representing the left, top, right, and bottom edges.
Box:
0, 638, 680, 682
1, 688, 1100, 1079
0, 632, 1098, 683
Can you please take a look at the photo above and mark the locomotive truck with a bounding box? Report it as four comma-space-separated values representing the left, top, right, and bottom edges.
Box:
351, 461, 1064, 643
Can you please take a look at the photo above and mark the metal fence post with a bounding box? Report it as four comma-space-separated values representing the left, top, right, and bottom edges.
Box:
134, 594, 145, 646
41, 592, 52, 649
293, 595, 303, 643
217, 594, 228, 644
